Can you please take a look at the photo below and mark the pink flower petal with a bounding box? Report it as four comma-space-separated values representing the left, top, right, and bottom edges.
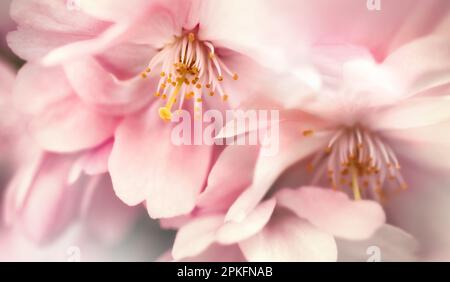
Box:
63, 57, 154, 115
387, 125, 450, 173
79, 0, 152, 22
383, 36, 450, 97
2, 151, 43, 225
95, 42, 153, 80
42, 21, 132, 65
29, 96, 119, 153
42, 1, 186, 65
290, 0, 449, 60
196, 0, 288, 64
79, 140, 113, 176
13, 64, 72, 115
225, 121, 330, 222
19, 154, 83, 243
10, 0, 107, 33
7, 28, 90, 61
172, 215, 224, 260
217, 199, 276, 244
84, 176, 140, 245
109, 104, 213, 218
337, 224, 418, 262
197, 144, 259, 212
370, 96, 450, 131
385, 167, 450, 254
239, 209, 337, 262
276, 187, 386, 240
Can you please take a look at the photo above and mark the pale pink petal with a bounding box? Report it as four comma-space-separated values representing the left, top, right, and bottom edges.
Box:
196, 0, 292, 65
160, 214, 193, 230
84, 176, 140, 245
370, 96, 450, 131
239, 209, 337, 262
29, 96, 119, 153
13, 64, 72, 114
10, 0, 108, 33
382, 120, 450, 145
109, 104, 213, 218
385, 167, 450, 254
276, 187, 385, 240
42, 21, 133, 65
197, 144, 259, 211
68, 141, 113, 184
217, 199, 276, 244
292, 0, 449, 60
382, 36, 450, 98
388, 129, 450, 172
79, 0, 152, 22
8, 0, 109, 62
63, 57, 154, 115
7, 28, 90, 61
2, 151, 43, 225
42, 1, 187, 64
172, 215, 224, 260
120, 1, 186, 47
225, 121, 331, 222
19, 154, 83, 243
337, 224, 418, 262
69, 140, 114, 180
79, 140, 113, 175
95, 42, 153, 80
202, 49, 276, 110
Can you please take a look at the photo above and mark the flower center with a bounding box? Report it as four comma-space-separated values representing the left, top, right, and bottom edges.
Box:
305, 127, 407, 201
140, 32, 238, 121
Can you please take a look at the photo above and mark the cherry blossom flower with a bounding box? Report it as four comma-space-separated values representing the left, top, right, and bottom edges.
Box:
6, 0, 292, 219
162, 145, 416, 261
225, 34, 450, 225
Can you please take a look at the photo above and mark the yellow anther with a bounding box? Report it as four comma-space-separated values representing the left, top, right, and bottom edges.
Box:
302, 130, 314, 137
233, 73, 239, 80
217, 75, 224, 82
158, 107, 172, 122
160, 72, 166, 77
158, 79, 183, 121
188, 32, 195, 42
186, 92, 194, 100
222, 94, 228, 102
